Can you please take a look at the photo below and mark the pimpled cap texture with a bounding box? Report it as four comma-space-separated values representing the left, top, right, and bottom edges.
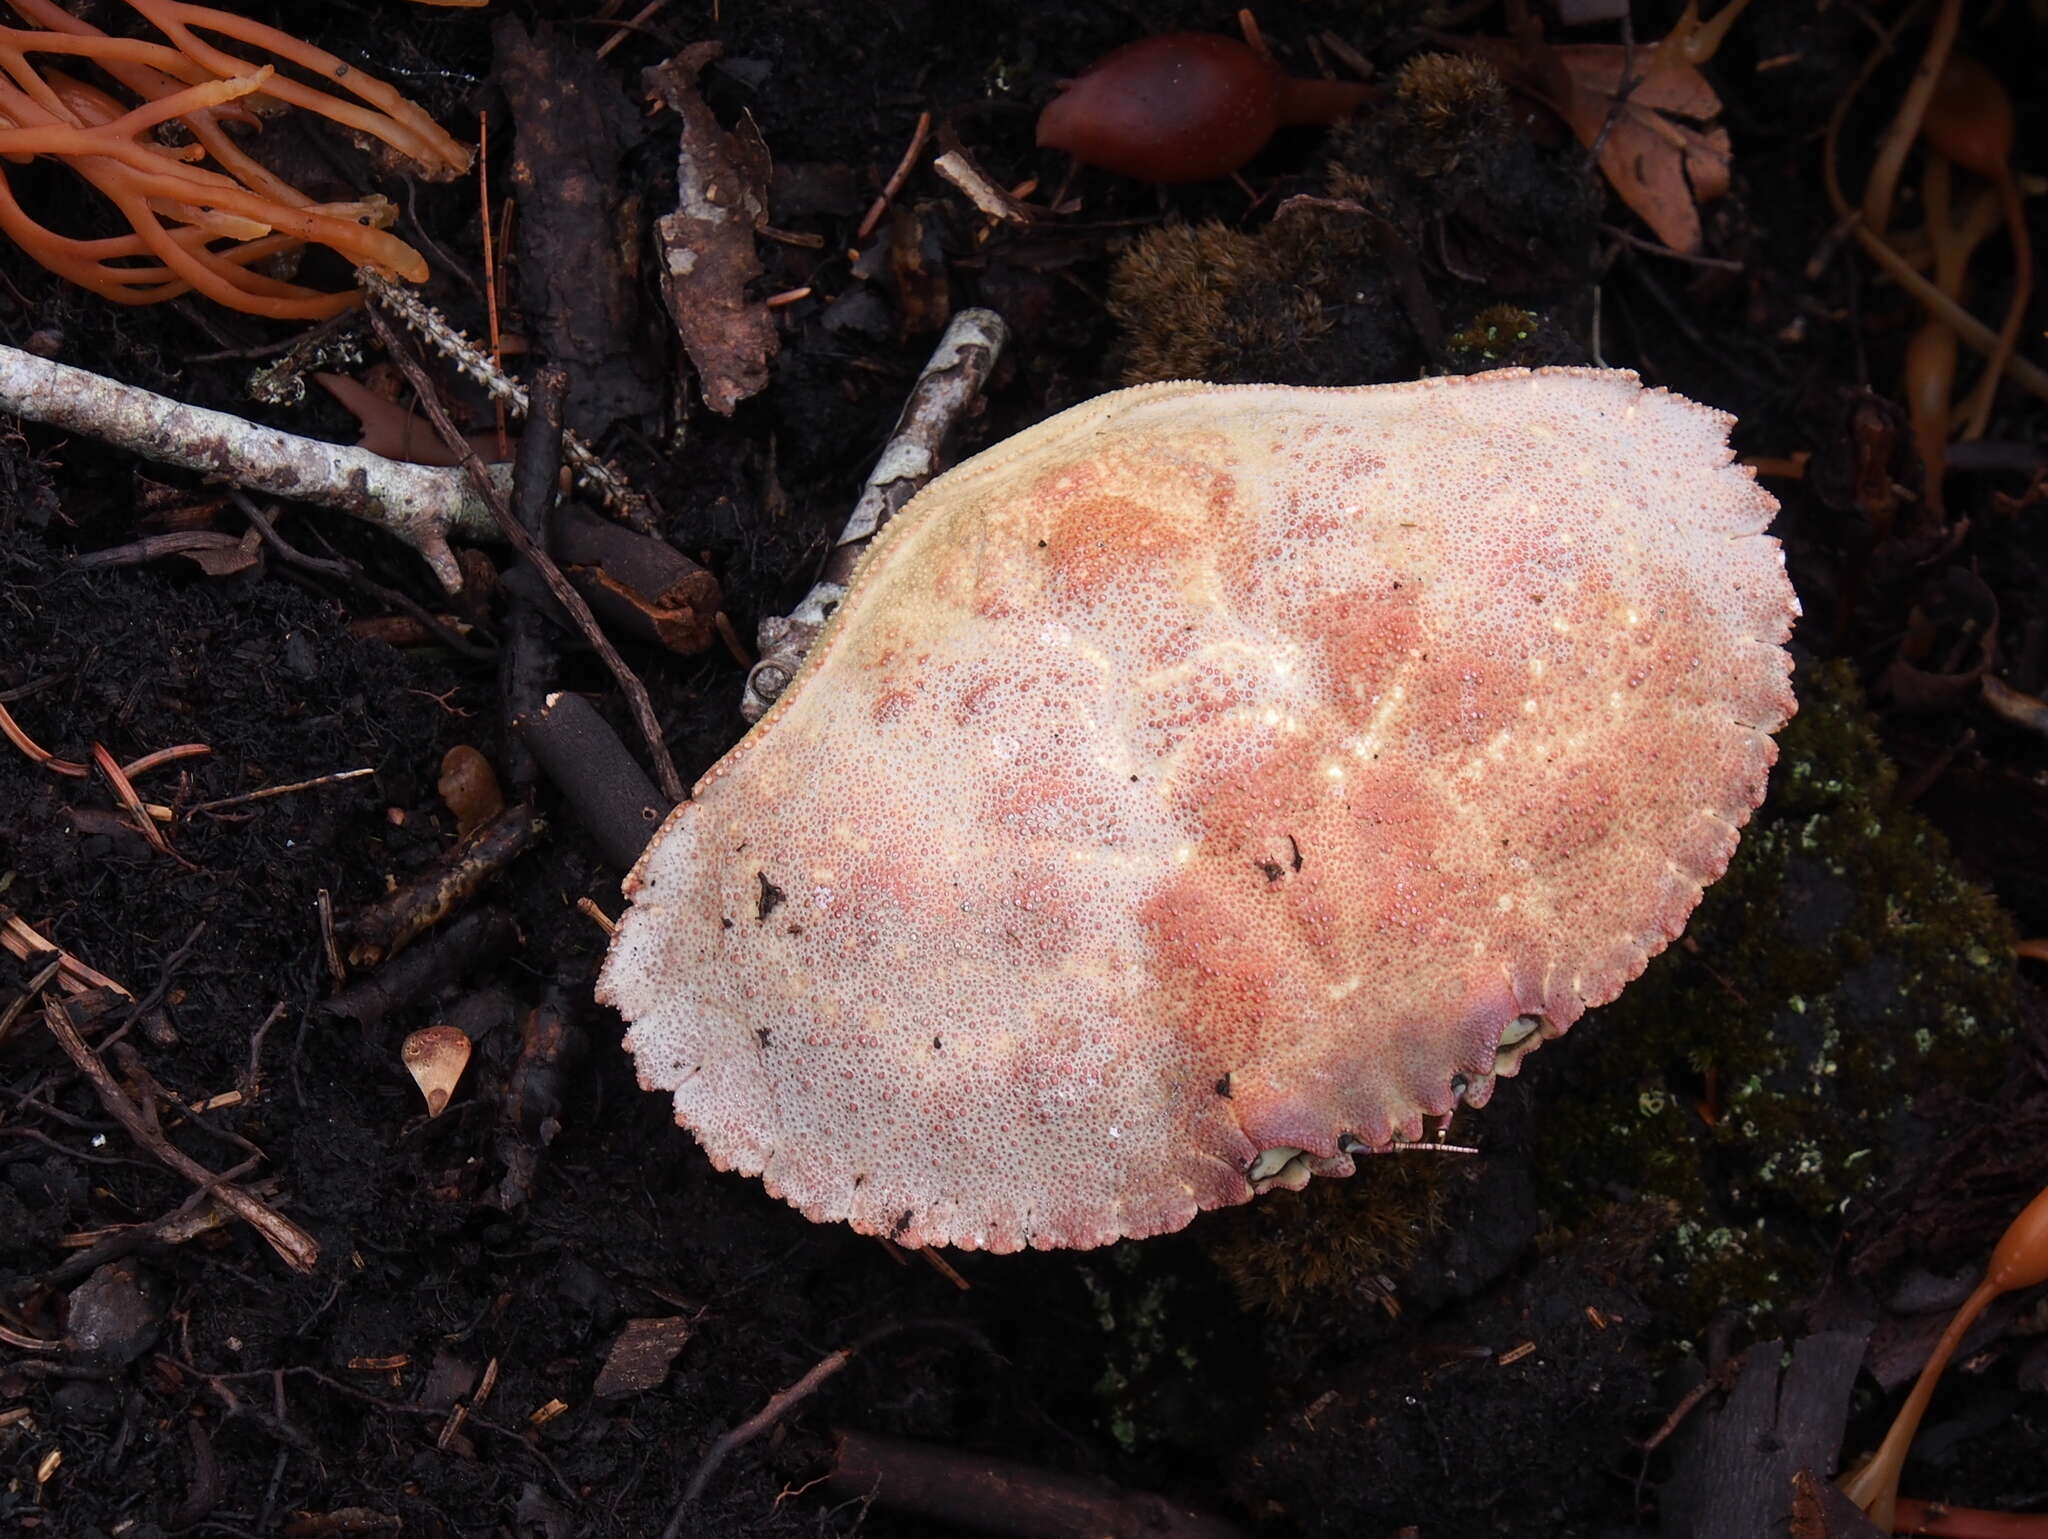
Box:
599, 369, 1798, 1251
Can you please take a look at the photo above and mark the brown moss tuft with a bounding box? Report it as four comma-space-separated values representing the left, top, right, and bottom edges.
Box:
1393, 53, 1512, 172
1108, 207, 1421, 387
1107, 222, 1264, 384
1323, 49, 1600, 296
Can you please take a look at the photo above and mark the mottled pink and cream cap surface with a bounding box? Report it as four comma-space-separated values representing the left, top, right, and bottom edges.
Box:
599, 368, 1798, 1251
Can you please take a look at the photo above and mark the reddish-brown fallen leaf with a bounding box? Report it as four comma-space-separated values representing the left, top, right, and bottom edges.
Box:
1554, 45, 1731, 253
315, 373, 509, 467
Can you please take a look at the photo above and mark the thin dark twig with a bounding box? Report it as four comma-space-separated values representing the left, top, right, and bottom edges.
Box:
175, 1362, 579, 1504
669, 1348, 854, 1530
1600, 224, 1747, 272
39, 1000, 319, 1273
246, 1003, 285, 1094
0, 1083, 121, 1131
665, 1319, 997, 1532
0, 957, 61, 1044
32, 1154, 262, 1290
120, 922, 207, 1031
363, 302, 685, 803
111, 1041, 263, 1160
501, 364, 568, 793
1615, 251, 1779, 393
0, 1124, 162, 1167
188, 770, 374, 816
233, 494, 495, 661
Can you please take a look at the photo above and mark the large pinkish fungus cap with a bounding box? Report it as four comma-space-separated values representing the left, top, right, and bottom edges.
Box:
598, 368, 1797, 1252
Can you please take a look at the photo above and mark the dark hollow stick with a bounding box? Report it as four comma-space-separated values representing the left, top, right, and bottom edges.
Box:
501, 365, 569, 794
319, 907, 519, 1027
364, 299, 686, 804
551, 501, 723, 655
516, 691, 668, 870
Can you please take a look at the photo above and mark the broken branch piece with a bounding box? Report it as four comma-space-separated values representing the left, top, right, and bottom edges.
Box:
602, 369, 1798, 1252
0, 342, 500, 591
741, 305, 1010, 720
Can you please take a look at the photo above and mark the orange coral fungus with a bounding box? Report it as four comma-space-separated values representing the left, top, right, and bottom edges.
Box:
0, 0, 471, 318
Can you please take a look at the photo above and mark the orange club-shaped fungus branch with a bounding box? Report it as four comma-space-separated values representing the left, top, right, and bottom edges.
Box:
599, 369, 1799, 1253
1841, 1181, 2048, 1533
0, 0, 470, 318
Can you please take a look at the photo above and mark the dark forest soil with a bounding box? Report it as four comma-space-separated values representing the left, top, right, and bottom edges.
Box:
3, 3, 2046, 1537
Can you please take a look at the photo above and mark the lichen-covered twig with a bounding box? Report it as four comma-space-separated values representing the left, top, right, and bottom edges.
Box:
740, 306, 1008, 720
0, 341, 499, 590
358, 268, 655, 530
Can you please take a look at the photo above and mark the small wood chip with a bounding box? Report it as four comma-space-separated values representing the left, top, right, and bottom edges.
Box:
529, 1398, 568, 1426
1498, 1341, 1538, 1366
592, 1316, 693, 1398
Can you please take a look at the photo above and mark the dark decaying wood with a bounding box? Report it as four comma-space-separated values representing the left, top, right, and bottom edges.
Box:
496, 20, 665, 441
500, 365, 569, 795
516, 690, 668, 870
336, 805, 545, 967
1660, 1331, 1881, 1539
550, 501, 722, 655
827, 1429, 1249, 1539
319, 908, 519, 1027
490, 992, 587, 1210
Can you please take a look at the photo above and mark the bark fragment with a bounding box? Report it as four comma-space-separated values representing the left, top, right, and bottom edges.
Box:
645, 44, 778, 415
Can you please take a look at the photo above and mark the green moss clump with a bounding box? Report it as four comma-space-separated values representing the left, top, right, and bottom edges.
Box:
1532, 659, 2018, 1321
1443, 303, 1582, 371
1072, 1238, 1251, 1454
1198, 1160, 1453, 1320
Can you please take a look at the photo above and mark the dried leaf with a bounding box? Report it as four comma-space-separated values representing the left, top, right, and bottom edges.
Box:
314, 373, 508, 467
1554, 45, 1731, 253
645, 44, 778, 415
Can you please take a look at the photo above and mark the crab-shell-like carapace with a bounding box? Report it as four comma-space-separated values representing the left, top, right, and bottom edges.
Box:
600, 369, 1799, 1253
